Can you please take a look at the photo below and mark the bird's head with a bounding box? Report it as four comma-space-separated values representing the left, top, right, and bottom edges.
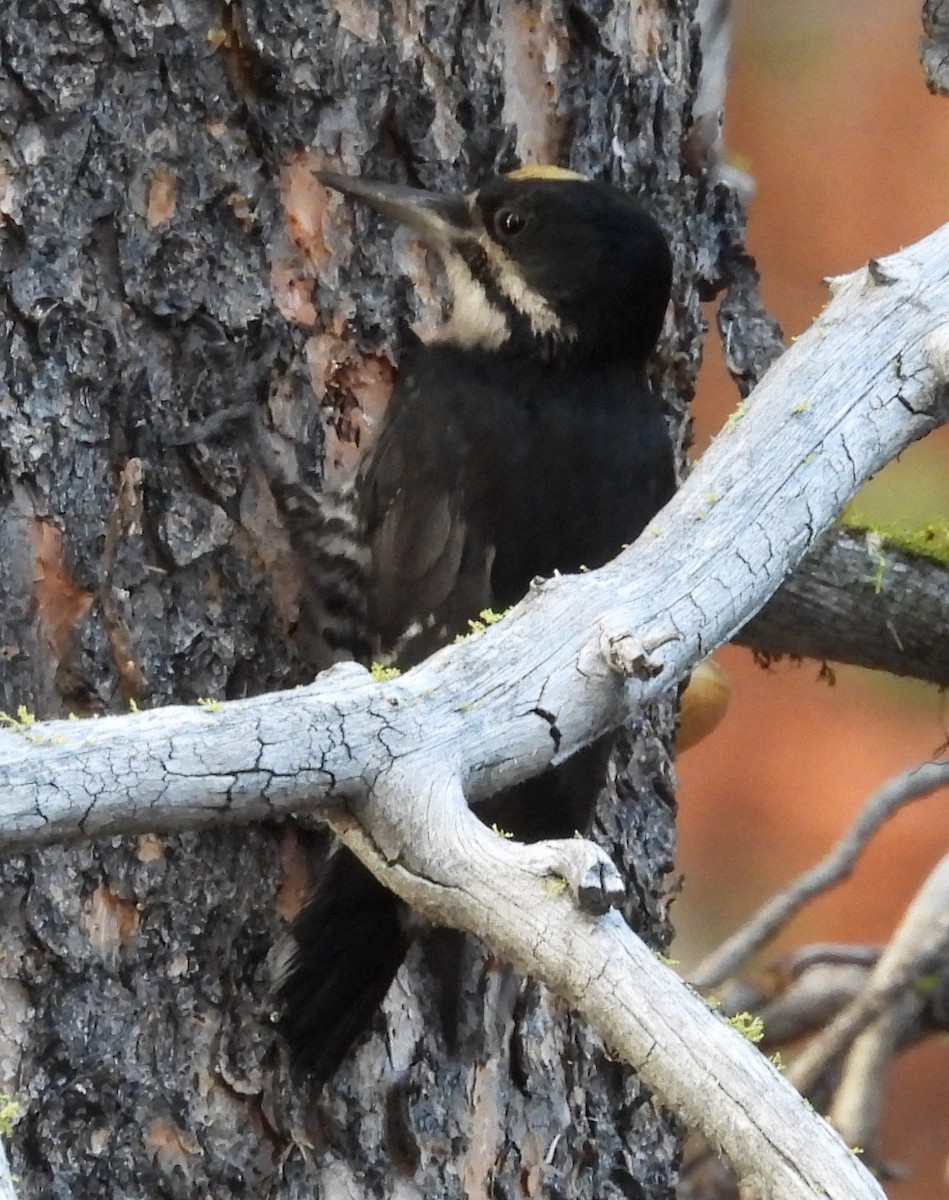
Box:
317, 165, 672, 365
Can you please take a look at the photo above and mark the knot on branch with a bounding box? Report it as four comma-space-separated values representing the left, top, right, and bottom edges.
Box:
518, 837, 625, 916
867, 257, 898, 287
924, 322, 949, 386
333, 808, 624, 918
598, 625, 678, 681
317, 660, 374, 686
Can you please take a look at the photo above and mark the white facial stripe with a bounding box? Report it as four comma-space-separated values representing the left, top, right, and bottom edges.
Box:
434, 251, 510, 351
427, 208, 576, 351
479, 234, 574, 343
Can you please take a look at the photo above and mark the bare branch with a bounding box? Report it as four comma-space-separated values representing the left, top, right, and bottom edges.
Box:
332, 771, 885, 1200
789, 851, 949, 1102
691, 761, 949, 990
740, 526, 949, 685
0, 228, 947, 852
829, 991, 921, 1158
0, 219, 948, 1199
753, 957, 878, 1048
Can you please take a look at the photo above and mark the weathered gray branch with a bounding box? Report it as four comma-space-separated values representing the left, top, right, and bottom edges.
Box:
0, 1138, 17, 1200
828, 849, 949, 1151
739, 527, 949, 684
692, 760, 949, 991
331, 784, 879, 1200
3, 225, 949, 1196
790, 851, 949, 1105
1, 228, 947, 851
0, 231, 945, 1191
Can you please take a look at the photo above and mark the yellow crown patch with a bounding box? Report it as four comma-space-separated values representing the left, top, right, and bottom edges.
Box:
506, 165, 588, 182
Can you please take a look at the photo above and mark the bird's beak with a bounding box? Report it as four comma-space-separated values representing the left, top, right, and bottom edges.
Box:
317, 171, 473, 247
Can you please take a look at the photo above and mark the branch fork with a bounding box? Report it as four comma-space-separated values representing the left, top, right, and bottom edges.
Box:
5, 222, 949, 1199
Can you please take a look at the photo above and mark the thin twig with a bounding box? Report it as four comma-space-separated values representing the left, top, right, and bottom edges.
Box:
690, 761, 949, 991
787, 851, 949, 1102
827, 989, 921, 1153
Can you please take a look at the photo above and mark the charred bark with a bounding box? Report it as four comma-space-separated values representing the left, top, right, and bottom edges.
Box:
0, 2, 753, 1195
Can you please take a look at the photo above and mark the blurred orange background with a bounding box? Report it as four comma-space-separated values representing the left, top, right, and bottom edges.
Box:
675, 0, 949, 1192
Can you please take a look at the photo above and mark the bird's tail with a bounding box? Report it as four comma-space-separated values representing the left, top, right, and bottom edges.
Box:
276, 847, 411, 1083
270, 476, 406, 1081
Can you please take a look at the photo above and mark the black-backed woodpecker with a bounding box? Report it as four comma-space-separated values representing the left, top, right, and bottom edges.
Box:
275, 165, 677, 1082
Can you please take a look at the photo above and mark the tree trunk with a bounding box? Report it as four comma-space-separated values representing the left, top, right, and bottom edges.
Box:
0, 2, 762, 1195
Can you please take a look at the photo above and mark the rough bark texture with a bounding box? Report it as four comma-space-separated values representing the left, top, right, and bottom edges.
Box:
0, 3, 755, 1196
922, 0, 949, 94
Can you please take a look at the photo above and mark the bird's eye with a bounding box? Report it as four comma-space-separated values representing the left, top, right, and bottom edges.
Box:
494, 208, 527, 239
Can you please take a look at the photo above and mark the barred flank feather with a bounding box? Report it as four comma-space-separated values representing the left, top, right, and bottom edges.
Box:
272, 479, 373, 668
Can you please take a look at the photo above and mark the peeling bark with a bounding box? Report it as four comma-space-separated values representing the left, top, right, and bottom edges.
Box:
922, 0, 949, 94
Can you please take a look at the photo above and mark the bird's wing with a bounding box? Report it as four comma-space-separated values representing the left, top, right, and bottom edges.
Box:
359, 399, 494, 668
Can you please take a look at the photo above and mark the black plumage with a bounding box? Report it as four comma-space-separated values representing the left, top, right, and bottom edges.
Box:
276, 169, 676, 1081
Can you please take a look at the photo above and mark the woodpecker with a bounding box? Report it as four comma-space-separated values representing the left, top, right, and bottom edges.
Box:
276, 165, 677, 1081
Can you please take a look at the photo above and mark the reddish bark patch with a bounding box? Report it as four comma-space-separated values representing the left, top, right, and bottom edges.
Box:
31, 518, 93, 664
144, 1119, 200, 1177
291, 330, 398, 488
271, 261, 318, 326
85, 885, 140, 953
281, 149, 334, 273
275, 825, 311, 921
146, 166, 177, 228
136, 834, 165, 863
